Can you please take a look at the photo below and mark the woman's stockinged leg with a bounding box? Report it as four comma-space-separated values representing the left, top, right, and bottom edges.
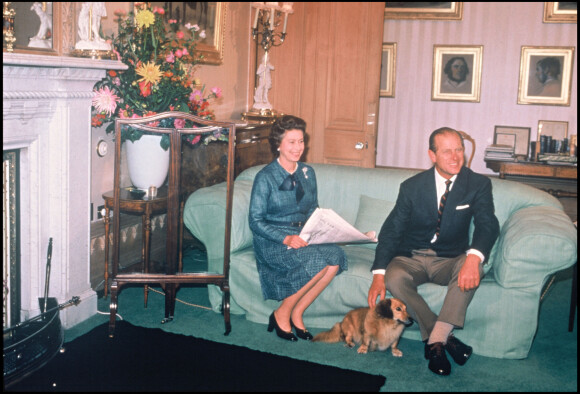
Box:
275, 265, 339, 331
290, 265, 340, 329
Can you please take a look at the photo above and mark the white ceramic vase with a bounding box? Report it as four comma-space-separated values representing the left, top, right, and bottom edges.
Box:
125, 134, 170, 191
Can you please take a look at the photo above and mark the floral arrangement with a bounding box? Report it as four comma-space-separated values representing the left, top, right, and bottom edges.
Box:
91, 2, 225, 150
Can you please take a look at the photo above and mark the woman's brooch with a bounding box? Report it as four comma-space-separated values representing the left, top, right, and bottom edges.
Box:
302, 167, 308, 179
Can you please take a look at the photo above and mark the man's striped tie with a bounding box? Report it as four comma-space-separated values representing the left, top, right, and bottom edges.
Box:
435, 180, 452, 239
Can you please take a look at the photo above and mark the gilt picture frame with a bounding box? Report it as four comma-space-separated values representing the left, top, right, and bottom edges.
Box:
385, 2, 463, 20
432, 45, 483, 103
543, 2, 577, 23
151, 2, 226, 65
4, 2, 62, 56
538, 120, 569, 141
379, 43, 397, 98
517, 46, 575, 106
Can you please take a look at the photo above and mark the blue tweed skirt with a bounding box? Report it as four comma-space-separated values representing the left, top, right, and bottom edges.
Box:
253, 226, 348, 301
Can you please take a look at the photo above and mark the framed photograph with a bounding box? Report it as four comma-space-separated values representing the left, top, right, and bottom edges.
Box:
431, 45, 483, 102
152, 2, 226, 65
494, 126, 531, 158
517, 46, 575, 106
538, 120, 569, 141
385, 2, 463, 20
543, 2, 577, 23
379, 43, 397, 98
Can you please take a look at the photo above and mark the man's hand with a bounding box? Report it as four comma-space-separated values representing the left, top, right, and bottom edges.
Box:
367, 274, 386, 308
458, 254, 481, 292
283, 235, 308, 249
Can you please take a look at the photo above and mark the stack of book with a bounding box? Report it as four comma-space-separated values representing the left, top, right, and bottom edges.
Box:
484, 144, 515, 161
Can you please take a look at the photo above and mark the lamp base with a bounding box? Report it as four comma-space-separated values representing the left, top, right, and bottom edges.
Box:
242, 108, 284, 123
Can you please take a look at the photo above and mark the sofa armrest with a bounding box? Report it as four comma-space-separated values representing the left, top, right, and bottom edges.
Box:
493, 205, 577, 288
183, 180, 255, 270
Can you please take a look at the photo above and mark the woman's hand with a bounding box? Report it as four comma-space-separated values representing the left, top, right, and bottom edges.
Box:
283, 235, 308, 249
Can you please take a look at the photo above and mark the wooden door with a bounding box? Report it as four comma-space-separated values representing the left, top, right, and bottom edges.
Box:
300, 3, 384, 167
263, 3, 384, 167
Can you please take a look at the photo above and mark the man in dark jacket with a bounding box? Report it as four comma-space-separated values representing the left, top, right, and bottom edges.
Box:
367, 127, 499, 376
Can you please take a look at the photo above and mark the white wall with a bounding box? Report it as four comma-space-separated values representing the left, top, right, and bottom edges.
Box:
377, 2, 577, 175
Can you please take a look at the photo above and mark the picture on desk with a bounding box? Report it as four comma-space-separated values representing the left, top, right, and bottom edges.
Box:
494, 125, 531, 158
537, 120, 570, 156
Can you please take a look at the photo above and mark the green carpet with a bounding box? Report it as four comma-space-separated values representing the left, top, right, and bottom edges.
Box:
62, 248, 577, 392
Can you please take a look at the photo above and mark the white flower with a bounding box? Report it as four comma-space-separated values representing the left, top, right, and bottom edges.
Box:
302, 167, 308, 179
200, 30, 206, 39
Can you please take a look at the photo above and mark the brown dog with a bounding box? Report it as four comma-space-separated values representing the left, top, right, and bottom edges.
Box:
312, 298, 413, 356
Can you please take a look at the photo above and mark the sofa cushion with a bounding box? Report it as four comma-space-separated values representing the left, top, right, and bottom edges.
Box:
354, 195, 395, 249
494, 205, 577, 288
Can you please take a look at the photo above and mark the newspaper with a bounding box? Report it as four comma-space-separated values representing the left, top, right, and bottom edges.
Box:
299, 208, 378, 245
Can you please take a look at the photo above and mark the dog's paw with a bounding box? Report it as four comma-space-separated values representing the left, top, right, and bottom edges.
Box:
357, 345, 368, 354
391, 348, 403, 357
344, 341, 355, 348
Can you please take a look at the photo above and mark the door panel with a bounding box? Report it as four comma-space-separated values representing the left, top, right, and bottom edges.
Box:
321, 3, 384, 167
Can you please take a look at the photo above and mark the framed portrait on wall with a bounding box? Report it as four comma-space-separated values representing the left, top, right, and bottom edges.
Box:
543, 2, 577, 23
517, 46, 575, 106
151, 2, 226, 65
384, 2, 463, 20
431, 45, 483, 103
379, 43, 397, 98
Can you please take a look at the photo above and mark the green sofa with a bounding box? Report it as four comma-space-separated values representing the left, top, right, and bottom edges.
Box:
183, 163, 577, 359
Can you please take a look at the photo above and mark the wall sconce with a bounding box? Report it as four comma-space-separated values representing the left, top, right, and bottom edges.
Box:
245, 2, 294, 121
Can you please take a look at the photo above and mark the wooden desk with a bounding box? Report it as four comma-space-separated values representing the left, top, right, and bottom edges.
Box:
102, 187, 168, 302
485, 160, 577, 198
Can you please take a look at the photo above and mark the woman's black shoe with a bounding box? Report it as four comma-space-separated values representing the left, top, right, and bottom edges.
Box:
290, 318, 314, 340
268, 312, 297, 341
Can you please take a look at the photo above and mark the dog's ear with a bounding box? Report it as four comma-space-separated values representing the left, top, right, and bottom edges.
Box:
376, 299, 394, 319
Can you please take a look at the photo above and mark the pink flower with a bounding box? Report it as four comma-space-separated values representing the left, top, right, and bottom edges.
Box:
165, 52, 175, 63
181, 47, 189, 56
153, 6, 165, 15
175, 49, 183, 58
168, 19, 177, 24
174, 118, 186, 128
92, 86, 119, 116
211, 87, 222, 98
176, 31, 184, 39
187, 135, 201, 146
189, 89, 202, 102
199, 30, 206, 39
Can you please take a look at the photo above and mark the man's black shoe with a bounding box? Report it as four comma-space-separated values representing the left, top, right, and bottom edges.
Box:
445, 335, 472, 366
425, 342, 451, 376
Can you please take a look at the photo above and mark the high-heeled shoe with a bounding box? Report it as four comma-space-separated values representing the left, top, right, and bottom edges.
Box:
268, 312, 297, 342
290, 318, 313, 340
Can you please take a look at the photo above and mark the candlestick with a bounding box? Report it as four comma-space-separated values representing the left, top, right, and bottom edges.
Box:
282, 13, 288, 34
253, 8, 259, 29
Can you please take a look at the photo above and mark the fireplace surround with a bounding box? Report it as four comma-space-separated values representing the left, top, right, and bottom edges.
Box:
3, 53, 126, 328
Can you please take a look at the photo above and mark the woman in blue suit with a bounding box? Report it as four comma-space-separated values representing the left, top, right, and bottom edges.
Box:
249, 115, 347, 341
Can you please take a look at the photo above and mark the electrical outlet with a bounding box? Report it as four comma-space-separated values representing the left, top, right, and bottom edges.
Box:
97, 205, 105, 219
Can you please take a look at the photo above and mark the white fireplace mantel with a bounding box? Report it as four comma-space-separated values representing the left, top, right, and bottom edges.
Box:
3, 53, 126, 328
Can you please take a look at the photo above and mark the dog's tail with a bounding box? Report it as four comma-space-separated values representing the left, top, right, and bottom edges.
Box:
312, 323, 343, 343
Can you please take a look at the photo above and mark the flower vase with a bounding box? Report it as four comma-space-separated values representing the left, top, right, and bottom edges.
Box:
125, 135, 170, 191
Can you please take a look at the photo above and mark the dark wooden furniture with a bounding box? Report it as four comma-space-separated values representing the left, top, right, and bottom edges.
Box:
235, 120, 275, 177
108, 112, 236, 337
485, 159, 577, 197
102, 187, 168, 303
